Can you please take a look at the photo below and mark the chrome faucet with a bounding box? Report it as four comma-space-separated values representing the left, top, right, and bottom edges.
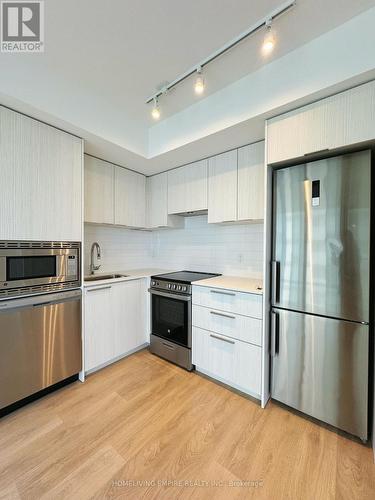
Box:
90, 242, 101, 274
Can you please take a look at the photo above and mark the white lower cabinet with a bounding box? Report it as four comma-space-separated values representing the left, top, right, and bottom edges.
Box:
193, 305, 262, 346
192, 285, 263, 398
112, 280, 147, 356
192, 327, 261, 397
84, 284, 114, 372
84, 278, 148, 373
193, 286, 262, 318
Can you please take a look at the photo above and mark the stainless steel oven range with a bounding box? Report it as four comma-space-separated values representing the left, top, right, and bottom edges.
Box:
149, 271, 220, 370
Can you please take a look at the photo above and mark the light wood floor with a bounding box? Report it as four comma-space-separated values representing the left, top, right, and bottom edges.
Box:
0, 350, 374, 500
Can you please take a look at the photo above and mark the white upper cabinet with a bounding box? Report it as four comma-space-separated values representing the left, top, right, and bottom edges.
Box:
114, 166, 146, 228
0, 106, 82, 241
146, 172, 183, 229
84, 155, 114, 224
267, 81, 375, 164
208, 150, 238, 224
147, 172, 167, 227
168, 159, 208, 214
237, 141, 265, 221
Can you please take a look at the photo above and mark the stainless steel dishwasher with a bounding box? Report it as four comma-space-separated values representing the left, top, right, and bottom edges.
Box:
0, 289, 82, 411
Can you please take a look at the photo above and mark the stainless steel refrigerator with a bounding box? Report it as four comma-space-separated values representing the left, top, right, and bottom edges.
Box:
271, 149, 371, 441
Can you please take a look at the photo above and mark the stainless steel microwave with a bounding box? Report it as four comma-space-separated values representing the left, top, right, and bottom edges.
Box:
0, 241, 81, 298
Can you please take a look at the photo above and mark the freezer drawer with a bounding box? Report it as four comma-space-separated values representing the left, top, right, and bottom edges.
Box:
271, 309, 369, 440
0, 290, 82, 410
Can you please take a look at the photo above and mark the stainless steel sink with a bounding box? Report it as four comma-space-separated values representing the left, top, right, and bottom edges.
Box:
85, 274, 128, 282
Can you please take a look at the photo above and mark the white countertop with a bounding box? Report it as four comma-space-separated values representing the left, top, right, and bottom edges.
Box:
84, 269, 263, 294
192, 275, 263, 295
83, 268, 173, 287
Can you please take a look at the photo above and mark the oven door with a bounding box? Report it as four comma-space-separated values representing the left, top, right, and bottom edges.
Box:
150, 289, 191, 348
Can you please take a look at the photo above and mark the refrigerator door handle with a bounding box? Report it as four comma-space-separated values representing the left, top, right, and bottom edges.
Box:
271, 310, 279, 357
271, 261, 280, 304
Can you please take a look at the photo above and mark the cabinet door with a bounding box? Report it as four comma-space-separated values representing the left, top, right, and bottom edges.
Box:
84, 285, 114, 372
114, 166, 146, 227
267, 81, 375, 164
113, 279, 147, 357
146, 172, 168, 228
84, 155, 114, 224
237, 142, 265, 221
168, 159, 208, 214
208, 150, 238, 223
192, 326, 261, 396
0, 106, 82, 241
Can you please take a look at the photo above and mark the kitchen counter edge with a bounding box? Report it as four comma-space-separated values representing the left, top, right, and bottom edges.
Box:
192, 275, 263, 295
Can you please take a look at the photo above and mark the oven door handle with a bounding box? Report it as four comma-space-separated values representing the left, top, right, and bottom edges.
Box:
148, 289, 191, 302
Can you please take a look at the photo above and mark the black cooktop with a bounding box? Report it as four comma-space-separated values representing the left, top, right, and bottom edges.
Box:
152, 271, 221, 284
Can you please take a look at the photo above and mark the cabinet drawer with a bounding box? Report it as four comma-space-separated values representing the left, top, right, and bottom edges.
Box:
192, 327, 261, 397
192, 286, 262, 319
192, 305, 262, 346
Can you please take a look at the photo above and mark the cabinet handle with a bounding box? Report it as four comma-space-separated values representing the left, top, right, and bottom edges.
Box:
210, 334, 235, 345
210, 311, 235, 319
87, 285, 112, 292
210, 290, 236, 297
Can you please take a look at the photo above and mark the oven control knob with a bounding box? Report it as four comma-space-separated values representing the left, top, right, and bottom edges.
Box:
177, 285, 182, 291
167, 284, 171, 289
182, 286, 187, 292
172, 284, 176, 290
151, 281, 156, 286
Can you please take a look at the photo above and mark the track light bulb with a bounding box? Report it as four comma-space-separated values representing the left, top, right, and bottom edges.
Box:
151, 99, 160, 120
262, 22, 275, 54
194, 69, 205, 95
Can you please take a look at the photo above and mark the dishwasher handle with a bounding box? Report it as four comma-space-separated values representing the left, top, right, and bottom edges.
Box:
0, 289, 82, 312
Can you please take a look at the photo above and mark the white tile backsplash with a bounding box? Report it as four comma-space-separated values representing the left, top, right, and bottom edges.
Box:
152, 215, 264, 278
84, 216, 264, 278
84, 224, 153, 274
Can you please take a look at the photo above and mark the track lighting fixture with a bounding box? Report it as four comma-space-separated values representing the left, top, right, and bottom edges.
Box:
262, 20, 275, 54
151, 98, 160, 120
194, 67, 205, 95
146, 0, 296, 116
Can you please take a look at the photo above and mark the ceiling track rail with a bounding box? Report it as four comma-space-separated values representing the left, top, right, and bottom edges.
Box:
145, 0, 296, 104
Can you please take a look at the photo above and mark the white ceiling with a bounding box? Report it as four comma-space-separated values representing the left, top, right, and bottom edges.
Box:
1, 0, 375, 172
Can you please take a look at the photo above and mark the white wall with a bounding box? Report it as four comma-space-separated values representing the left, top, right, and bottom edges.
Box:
84, 224, 153, 274
84, 217, 264, 278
